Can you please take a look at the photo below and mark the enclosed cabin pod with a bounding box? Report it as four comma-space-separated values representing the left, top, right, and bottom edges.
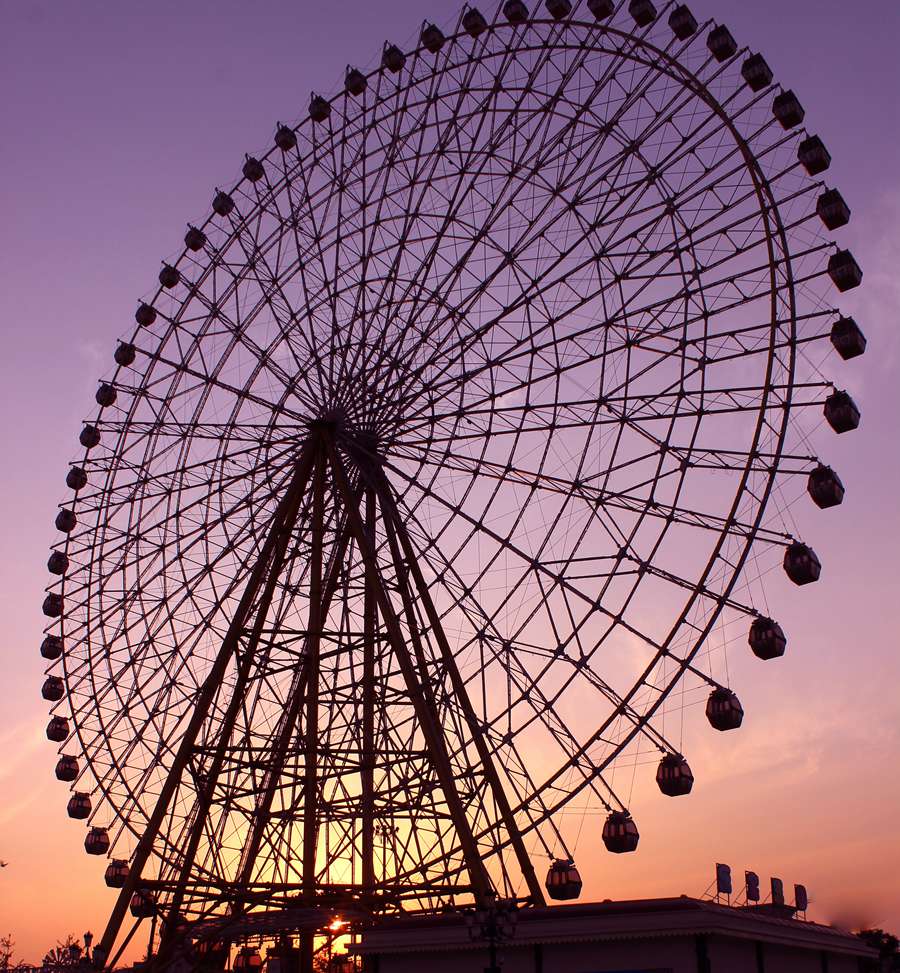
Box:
43, 594, 63, 618
824, 389, 861, 434
67, 792, 92, 820
212, 190, 235, 217
308, 96, 331, 123
46, 715, 70, 742
42, 635, 63, 660
85, 826, 110, 855
420, 23, 446, 53
587, 0, 614, 19
545, 859, 583, 900
462, 7, 488, 37
242, 156, 265, 182
783, 541, 822, 586
56, 755, 79, 782
130, 890, 157, 919
828, 250, 863, 292
602, 810, 640, 853
669, 5, 698, 39
158, 264, 180, 289
707, 24, 737, 61
706, 687, 743, 730
274, 124, 297, 151
66, 467, 88, 491
798, 135, 831, 175
43, 675, 65, 701
344, 68, 367, 96
47, 551, 69, 575
807, 464, 845, 509
748, 617, 787, 660
79, 425, 101, 449
233, 949, 263, 973
105, 859, 129, 888
96, 383, 117, 408
830, 316, 866, 360
382, 43, 406, 72
629, 0, 657, 27
742, 53, 773, 91
656, 753, 694, 796
194, 939, 229, 969
772, 90, 805, 129
56, 508, 77, 533
135, 302, 157, 326
817, 189, 851, 230
184, 226, 207, 252
545, 0, 572, 20
503, 0, 529, 24
115, 342, 137, 367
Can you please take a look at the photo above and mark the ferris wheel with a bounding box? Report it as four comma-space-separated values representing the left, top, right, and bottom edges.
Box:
40, 0, 864, 968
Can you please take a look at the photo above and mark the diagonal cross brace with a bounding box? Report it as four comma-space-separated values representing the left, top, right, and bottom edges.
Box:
327, 441, 493, 902
372, 465, 546, 906
97, 440, 319, 966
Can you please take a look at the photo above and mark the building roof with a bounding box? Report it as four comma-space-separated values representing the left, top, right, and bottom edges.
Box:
355, 896, 875, 959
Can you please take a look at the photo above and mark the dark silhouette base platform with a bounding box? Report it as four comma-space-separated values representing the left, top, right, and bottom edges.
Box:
352, 896, 875, 973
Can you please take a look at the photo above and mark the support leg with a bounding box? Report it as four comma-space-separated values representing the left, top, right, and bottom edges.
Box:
302, 450, 326, 904
97, 444, 318, 965
361, 487, 377, 896
328, 443, 493, 902
375, 466, 546, 906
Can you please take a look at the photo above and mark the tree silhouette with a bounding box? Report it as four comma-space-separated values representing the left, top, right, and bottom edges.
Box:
857, 929, 900, 972
41, 936, 83, 971
1, 934, 25, 971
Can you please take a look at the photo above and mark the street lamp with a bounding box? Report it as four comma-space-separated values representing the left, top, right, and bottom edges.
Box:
83, 933, 93, 960
463, 894, 518, 973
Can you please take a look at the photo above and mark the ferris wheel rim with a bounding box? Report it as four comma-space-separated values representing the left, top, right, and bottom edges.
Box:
40, 0, 859, 932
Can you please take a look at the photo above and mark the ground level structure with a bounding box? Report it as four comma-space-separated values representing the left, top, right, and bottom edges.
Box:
353, 896, 875, 973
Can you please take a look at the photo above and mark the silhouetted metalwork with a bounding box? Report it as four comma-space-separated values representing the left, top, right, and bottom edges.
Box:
39, 1, 863, 968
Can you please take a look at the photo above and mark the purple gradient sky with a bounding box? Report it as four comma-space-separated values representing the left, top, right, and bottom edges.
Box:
2, 0, 899, 962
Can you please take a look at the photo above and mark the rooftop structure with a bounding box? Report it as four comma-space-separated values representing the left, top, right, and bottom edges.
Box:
354, 896, 875, 973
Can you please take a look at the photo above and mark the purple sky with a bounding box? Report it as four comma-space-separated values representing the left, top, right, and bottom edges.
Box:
2, 0, 899, 961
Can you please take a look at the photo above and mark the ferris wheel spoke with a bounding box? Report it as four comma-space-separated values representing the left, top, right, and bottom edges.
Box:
306, 56, 459, 392
334, 43, 497, 394
376, 49, 764, 392
399, 490, 693, 769
161, 247, 328, 414
400, 445, 791, 548
392, 437, 726, 711
344, 32, 582, 403
61, 442, 300, 633
385, 455, 671, 653
348, 25, 661, 404
206, 229, 341, 409
393, 110, 805, 419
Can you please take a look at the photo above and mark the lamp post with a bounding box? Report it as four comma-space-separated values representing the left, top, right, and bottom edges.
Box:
463, 894, 517, 973
83, 933, 93, 962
